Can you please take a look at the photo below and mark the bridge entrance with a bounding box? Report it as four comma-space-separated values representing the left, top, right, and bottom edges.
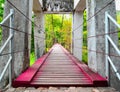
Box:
0, 0, 120, 91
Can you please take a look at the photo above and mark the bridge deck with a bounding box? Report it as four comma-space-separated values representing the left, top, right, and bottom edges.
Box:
13, 44, 107, 87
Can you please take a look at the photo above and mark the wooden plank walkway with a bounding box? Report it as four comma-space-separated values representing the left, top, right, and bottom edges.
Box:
13, 44, 107, 87
30, 44, 92, 86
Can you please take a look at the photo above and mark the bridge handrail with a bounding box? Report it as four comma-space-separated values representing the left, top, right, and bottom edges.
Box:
0, 9, 14, 87
105, 11, 120, 82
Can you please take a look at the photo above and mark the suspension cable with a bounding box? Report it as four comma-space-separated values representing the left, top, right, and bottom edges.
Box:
74, 46, 120, 58
73, 0, 114, 32
0, 24, 45, 39
0, 44, 45, 57
74, 30, 120, 41
7, 0, 45, 33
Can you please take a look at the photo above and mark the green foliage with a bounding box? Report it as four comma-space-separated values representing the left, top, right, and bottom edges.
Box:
30, 52, 35, 66
83, 31, 87, 46
0, 0, 5, 43
117, 11, 120, 47
82, 10, 88, 64
83, 10, 87, 31
31, 16, 35, 53
0, 0, 4, 21
30, 15, 35, 65
117, 11, 120, 24
0, 28, 2, 43
45, 14, 72, 51
82, 46, 88, 64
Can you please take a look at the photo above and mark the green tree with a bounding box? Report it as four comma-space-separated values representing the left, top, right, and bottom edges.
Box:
45, 14, 72, 51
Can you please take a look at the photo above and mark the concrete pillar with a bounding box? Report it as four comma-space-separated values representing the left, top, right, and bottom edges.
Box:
73, 11, 83, 61
86, 0, 97, 72
0, 0, 32, 88
34, 12, 45, 59
87, 0, 120, 90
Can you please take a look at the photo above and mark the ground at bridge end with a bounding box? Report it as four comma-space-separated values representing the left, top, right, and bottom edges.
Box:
4, 87, 119, 92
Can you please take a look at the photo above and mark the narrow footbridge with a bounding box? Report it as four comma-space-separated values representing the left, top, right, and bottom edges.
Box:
13, 44, 107, 87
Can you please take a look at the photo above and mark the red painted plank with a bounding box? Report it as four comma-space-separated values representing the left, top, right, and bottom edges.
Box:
30, 44, 93, 86
13, 48, 53, 87
13, 44, 108, 87
60, 44, 108, 87
12, 55, 46, 87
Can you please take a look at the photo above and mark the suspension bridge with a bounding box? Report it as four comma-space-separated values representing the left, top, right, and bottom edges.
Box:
0, 0, 120, 91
